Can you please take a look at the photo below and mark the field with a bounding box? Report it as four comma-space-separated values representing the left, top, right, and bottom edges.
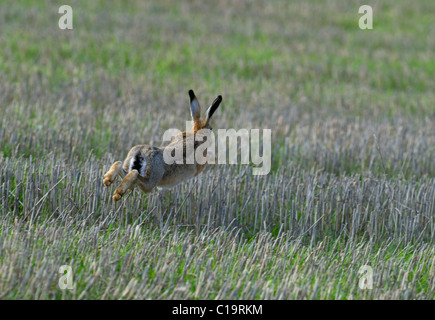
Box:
0, 0, 434, 299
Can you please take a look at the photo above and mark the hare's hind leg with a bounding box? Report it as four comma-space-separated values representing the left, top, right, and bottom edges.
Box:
113, 169, 139, 201
113, 162, 165, 201
135, 157, 165, 193
103, 161, 126, 187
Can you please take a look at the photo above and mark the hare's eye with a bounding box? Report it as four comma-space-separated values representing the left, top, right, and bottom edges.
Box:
210, 127, 213, 131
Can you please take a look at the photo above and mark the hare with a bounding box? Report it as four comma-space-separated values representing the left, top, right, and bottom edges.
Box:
103, 90, 222, 201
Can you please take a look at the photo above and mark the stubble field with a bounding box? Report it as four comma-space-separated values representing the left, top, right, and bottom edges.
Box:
0, 0, 434, 299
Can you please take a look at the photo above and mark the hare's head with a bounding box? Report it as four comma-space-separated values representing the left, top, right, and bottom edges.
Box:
189, 89, 222, 133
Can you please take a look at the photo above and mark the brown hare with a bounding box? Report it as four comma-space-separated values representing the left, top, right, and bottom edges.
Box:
103, 90, 222, 201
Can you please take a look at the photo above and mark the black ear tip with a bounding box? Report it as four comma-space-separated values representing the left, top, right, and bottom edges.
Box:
188, 89, 195, 101
213, 95, 222, 106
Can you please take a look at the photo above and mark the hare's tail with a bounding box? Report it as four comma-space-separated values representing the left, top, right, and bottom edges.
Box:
128, 151, 147, 176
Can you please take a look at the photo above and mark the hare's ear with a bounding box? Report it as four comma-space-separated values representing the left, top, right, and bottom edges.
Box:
189, 89, 201, 122
204, 95, 222, 125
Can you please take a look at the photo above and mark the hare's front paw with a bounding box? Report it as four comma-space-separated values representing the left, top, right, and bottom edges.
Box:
103, 175, 113, 187
113, 188, 123, 201
103, 161, 122, 187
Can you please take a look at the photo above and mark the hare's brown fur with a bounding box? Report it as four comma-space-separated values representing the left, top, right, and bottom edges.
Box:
103, 90, 222, 201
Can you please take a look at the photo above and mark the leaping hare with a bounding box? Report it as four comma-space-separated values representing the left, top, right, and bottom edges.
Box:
103, 90, 222, 201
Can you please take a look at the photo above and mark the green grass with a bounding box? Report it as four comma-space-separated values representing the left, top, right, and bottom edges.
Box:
0, 0, 434, 299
